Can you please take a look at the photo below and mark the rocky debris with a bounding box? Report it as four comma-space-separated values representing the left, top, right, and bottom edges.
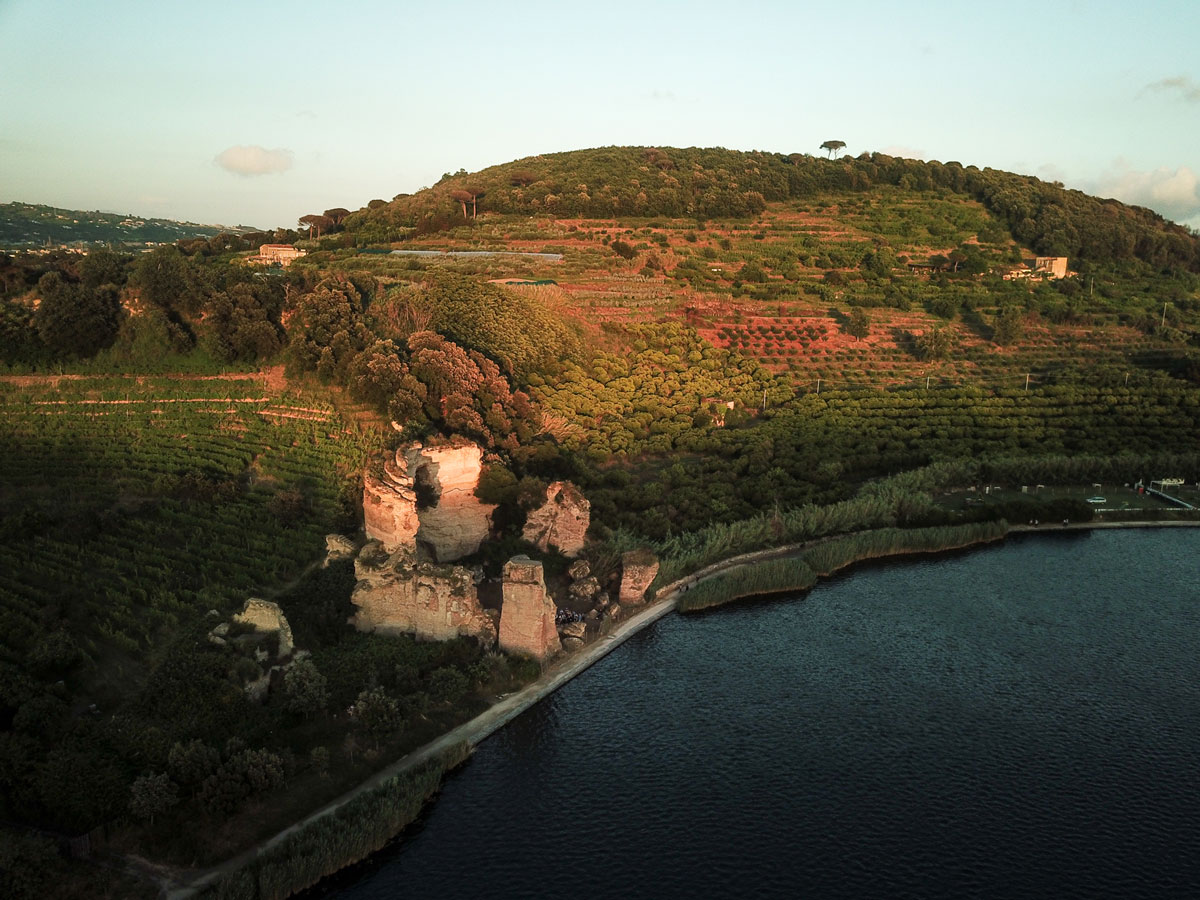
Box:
568, 575, 602, 605
233, 598, 294, 658
619, 549, 660, 606
559, 621, 587, 641
208, 622, 230, 647
561, 636, 585, 652
603, 603, 622, 623
350, 541, 495, 644
324, 534, 357, 567
521, 481, 590, 557
499, 556, 561, 660
567, 559, 591, 581
363, 440, 496, 562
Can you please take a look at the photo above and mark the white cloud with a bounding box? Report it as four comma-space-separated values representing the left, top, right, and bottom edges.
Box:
1091, 161, 1200, 228
1142, 76, 1200, 103
1036, 163, 1068, 185
876, 145, 925, 160
214, 145, 294, 177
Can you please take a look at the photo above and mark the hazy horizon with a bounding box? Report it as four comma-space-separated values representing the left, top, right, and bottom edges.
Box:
2, 0, 1198, 232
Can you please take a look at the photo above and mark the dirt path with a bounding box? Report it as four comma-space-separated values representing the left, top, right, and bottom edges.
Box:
0, 365, 287, 390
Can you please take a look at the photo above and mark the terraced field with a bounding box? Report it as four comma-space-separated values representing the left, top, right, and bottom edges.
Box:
313, 193, 1193, 387
0, 377, 380, 676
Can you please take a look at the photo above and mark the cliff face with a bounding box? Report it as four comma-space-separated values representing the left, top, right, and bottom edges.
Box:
521, 480, 590, 557
350, 541, 497, 644
411, 442, 496, 562
362, 468, 419, 552
362, 440, 496, 562
498, 556, 561, 660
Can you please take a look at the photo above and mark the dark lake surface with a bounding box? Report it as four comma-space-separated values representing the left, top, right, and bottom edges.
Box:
319, 529, 1200, 899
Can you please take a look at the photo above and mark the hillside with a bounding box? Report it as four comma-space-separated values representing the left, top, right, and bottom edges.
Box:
291, 148, 1200, 390
0, 201, 254, 249
344, 147, 1200, 270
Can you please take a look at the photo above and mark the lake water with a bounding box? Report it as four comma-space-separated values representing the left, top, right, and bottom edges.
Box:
317, 529, 1200, 899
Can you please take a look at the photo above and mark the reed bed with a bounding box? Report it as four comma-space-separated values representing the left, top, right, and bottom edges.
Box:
676, 521, 1008, 613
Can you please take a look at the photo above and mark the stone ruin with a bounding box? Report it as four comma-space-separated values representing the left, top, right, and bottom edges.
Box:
353, 439, 499, 645
349, 438, 602, 661
364, 439, 496, 562
521, 480, 590, 557
351, 541, 497, 645
208, 598, 300, 701
498, 556, 561, 660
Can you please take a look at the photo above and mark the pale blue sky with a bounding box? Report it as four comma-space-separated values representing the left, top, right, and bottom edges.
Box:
1, 0, 1198, 230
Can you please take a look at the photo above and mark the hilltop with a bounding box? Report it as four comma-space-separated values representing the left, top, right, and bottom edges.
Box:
0, 201, 256, 249
344, 146, 1199, 269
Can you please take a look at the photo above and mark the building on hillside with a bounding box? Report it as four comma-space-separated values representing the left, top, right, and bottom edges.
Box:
1002, 256, 1070, 280
253, 244, 306, 267
1031, 256, 1069, 279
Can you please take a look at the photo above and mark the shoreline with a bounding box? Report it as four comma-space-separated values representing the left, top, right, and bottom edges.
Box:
163, 517, 1198, 898
166, 591, 681, 898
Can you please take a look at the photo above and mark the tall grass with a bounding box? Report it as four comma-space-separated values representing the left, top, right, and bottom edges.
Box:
802, 521, 1009, 576
201, 743, 471, 900
652, 461, 979, 590
676, 558, 817, 612
676, 521, 1008, 613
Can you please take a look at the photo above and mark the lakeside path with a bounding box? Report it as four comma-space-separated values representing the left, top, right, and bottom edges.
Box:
160, 518, 1199, 898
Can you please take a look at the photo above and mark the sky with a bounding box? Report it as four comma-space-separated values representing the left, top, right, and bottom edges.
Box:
1, 0, 1198, 231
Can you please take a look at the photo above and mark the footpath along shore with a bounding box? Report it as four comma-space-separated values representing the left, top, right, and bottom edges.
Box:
161, 517, 1198, 898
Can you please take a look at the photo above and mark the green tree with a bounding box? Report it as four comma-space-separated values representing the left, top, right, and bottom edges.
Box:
288, 278, 371, 380
33, 272, 123, 358
820, 140, 847, 158
167, 739, 220, 790
131, 245, 200, 313
992, 304, 1025, 345
427, 667, 470, 703
78, 248, 130, 290
350, 687, 401, 747
846, 307, 870, 341
129, 772, 179, 823
207, 282, 284, 362
913, 325, 953, 360
283, 658, 330, 718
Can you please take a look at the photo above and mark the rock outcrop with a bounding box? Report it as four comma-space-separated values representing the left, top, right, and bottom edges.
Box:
363, 440, 496, 562
362, 469, 419, 551
498, 556, 561, 660
619, 549, 660, 606
350, 541, 496, 644
233, 598, 294, 658
324, 534, 357, 567
411, 441, 496, 562
559, 621, 587, 641
521, 481, 590, 557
